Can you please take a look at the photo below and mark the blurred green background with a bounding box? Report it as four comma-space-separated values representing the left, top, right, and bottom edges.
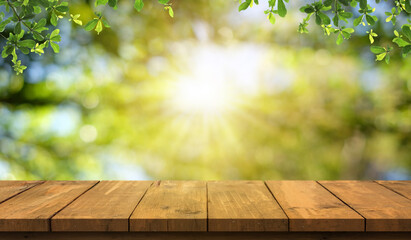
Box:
0, 0, 410, 180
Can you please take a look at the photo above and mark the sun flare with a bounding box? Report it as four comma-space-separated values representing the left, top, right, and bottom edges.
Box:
171, 78, 233, 115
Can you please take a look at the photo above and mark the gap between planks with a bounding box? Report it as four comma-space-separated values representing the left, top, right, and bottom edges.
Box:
127, 181, 155, 232
373, 180, 411, 200
0, 181, 45, 205
264, 181, 291, 232
49, 181, 100, 232
316, 181, 367, 232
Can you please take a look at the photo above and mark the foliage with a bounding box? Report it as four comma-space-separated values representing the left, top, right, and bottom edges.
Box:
0, 0, 174, 74
0, 0, 410, 74
250, 0, 411, 62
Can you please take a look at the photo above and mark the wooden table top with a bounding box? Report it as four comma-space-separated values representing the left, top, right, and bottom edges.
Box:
0, 180, 409, 232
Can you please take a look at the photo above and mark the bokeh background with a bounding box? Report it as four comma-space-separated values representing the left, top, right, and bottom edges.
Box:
0, 0, 410, 180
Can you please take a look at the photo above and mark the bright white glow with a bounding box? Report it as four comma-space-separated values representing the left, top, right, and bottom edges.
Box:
172, 78, 231, 115
167, 42, 269, 116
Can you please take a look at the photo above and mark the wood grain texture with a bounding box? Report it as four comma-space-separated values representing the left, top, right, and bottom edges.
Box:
0, 181, 43, 204
376, 181, 411, 200
0, 181, 97, 232
266, 181, 364, 232
1, 232, 410, 240
208, 181, 288, 232
130, 181, 207, 232
52, 181, 152, 232
319, 181, 411, 232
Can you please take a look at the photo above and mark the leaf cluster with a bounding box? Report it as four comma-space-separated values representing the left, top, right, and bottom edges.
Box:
239, 0, 411, 62
0, 0, 173, 74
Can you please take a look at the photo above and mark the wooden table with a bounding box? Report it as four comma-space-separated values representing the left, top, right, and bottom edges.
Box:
0, 180, 409, 239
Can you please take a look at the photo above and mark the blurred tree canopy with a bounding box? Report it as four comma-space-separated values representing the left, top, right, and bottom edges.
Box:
0, 0, 410, 180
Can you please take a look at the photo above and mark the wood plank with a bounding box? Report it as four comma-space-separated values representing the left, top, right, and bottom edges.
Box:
52, 181, 152, 232
0, 181, 98, 232
51, 181, 152, 232
0, 181, 43, 204
208, 181, 288, 232
319, 181, 411, 232
376, 181, 411, 200
130, 181, 207, 232
266, 181, 364, 232
1, 232, 411, 240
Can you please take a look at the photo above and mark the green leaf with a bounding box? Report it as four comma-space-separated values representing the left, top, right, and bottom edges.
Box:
365, 14, 375, 25
333, 14, 339, 26
315, 13, 322, 25
268, 12, 275, 24
14, 22, 21, 34
18, 39, 36, 48
19, 47, 29, 54
0, 18, 11, 32
16, 30, 24, 40
393, 38, 410, 47
31, 43, 45, 55
339, 12, 352, 19
50, 29, 61, 41
96, 0, 109, 6
338, 0, 349, 6
33, 6, 42, 14
33, 31, 44, 41
302, 6, 315, 13
134, 0, 144, 12
324, 0, 332, 7
402, 25, 411, 42
368, 30, 377, 44
385, 53, 390, 64
404, 0, 411, 13
108, 0, 118, 8
317, 11, 330, 25
402, 45, 411, 57
56, 2, 69, 12
342, 28, 354, 34
353, 16, 362, 26
168, 7, 174, 18
336, 33, 343, 45
102, 19, 111, 28
50, 11, 58, 26
277, 0, 287, 17
341, 31, 350, 39
375, 52, 386, 61
268, 0, 276, 7
84, 19, 98, 31
238, 0, 251, 11
350, 0, 357, 7
164, 6, 174, 18
370, 46, 385, 54
1, 45, 14, 58
95, 20, 103, 34
33, 18, 47, 30
359, 0, 367, 9
69, 14, 83, 26
50, 41, 60, 53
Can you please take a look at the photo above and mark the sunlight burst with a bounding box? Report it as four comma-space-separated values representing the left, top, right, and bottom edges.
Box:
171, 78, 233, 115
